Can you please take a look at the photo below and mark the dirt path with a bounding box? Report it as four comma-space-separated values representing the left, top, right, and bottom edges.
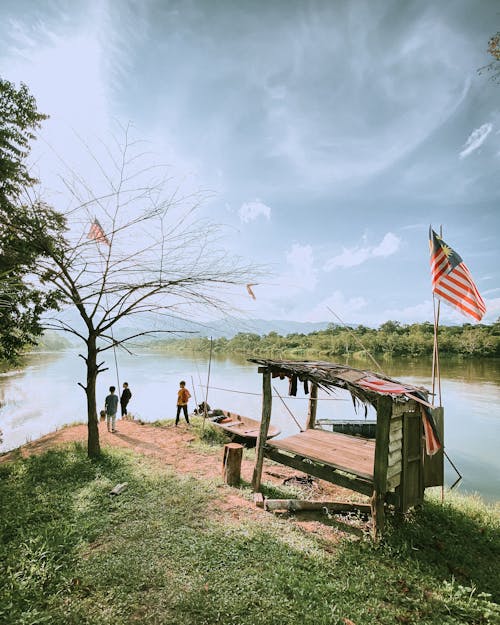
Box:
1, 419, 368, 540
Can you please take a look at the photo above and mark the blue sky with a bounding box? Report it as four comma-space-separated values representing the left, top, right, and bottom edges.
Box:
1, 0, 499, 327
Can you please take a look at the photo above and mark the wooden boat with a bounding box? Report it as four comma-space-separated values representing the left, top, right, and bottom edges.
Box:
316, 418, 376, 439
207, 409, 281, 445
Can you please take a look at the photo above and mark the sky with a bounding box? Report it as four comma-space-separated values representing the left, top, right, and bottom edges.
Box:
1, 0, 499, 329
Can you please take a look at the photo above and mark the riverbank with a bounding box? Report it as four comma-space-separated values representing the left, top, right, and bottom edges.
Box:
1, 418, 499, 624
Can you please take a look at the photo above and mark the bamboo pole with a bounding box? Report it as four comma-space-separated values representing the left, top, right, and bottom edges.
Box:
202, 336, 213, 432
191, 375, 199, 413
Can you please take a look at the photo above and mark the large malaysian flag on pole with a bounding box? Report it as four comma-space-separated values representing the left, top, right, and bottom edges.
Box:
429, 228, 486, 322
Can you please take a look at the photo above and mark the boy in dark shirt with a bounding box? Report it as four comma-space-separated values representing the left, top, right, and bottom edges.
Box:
120, 382, 132, 418
105, 386, 119, 433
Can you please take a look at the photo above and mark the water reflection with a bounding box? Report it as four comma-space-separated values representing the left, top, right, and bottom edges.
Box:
0, 350, 498, 502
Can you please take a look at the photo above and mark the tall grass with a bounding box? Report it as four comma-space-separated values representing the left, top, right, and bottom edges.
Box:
1, 443, 498, 625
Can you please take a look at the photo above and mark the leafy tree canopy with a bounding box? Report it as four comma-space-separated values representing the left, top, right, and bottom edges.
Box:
0, 78, 66, 362
480, 31, 500, 82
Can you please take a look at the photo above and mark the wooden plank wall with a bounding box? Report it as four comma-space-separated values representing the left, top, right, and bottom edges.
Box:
386, 401, 404, 491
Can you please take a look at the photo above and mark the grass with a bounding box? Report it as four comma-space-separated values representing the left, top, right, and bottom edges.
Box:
1, 443, 499, 625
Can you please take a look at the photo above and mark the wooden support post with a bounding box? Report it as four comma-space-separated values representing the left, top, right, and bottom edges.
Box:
222, 443, 243, 486
305, 383, 318, 429
252, 369, 272, 491
371, 395, 392, 540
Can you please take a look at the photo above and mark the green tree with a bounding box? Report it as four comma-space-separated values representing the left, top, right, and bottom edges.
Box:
0, 78, 66, 362
479, 31, 500, 82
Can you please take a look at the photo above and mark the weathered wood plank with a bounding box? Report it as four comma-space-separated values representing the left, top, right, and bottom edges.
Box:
264, 447, 374, 496
263, 499, 372, 513
388, 448, 402, 466
387, 472, 401, 491
386, 462, 402, 481
266, 429, 375, 478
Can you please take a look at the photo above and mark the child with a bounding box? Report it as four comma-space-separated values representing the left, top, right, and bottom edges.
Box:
175, 380, 191, 426
104, 386, 119, 433
120, 382, 132, 418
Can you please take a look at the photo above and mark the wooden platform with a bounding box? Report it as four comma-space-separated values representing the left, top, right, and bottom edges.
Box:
266, 428, 375, 481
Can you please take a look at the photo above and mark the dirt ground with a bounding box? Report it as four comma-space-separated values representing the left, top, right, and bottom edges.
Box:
1, 419, 371, 540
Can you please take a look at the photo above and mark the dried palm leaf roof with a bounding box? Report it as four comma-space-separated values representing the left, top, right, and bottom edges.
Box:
248, 358, 430, 408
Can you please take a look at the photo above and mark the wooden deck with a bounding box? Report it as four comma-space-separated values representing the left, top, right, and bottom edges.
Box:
266, 428, 375, 481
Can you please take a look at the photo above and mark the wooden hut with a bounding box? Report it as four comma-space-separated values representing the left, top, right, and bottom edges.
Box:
249, 359, 444, 537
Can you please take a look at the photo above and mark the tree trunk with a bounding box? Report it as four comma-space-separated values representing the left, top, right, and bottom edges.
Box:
86, 335, 101, 458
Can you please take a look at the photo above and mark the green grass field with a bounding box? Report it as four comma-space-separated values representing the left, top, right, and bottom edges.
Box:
1, 442, 499, 625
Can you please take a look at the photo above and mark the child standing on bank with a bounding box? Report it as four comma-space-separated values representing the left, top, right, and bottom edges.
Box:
104, 386, 119, 433
175, 380, 191, 426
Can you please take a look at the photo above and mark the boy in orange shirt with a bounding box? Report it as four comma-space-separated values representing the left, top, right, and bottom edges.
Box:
175, 380, 191, 426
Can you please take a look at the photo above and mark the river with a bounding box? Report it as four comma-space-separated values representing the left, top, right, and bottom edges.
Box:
1, 349, 499, 503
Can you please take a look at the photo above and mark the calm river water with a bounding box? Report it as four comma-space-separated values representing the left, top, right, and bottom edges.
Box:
1, 350, 499, 503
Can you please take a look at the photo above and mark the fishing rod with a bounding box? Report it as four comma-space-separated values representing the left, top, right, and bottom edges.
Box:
272, 385, 304, 432
326, 306, 384, 372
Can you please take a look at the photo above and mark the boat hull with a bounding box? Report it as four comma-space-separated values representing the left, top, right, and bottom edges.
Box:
208, 410, 281, 446
317, 419, 376, 439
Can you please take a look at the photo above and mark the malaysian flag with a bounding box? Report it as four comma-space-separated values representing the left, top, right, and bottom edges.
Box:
358, 376, 441, 456
429, 228, 486, 322
88, 219, 110, 245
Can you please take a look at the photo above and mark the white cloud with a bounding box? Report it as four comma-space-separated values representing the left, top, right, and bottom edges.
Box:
303, 291, 368, 323
285, 243, 317, 291
372, 233, 401, 257
324, 232, 401, 271
238, 199, 272, 223
459, 123, 493, 159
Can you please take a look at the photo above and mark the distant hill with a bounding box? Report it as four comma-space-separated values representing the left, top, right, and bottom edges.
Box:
43, 308, 333, 342
33, 331, 72, 351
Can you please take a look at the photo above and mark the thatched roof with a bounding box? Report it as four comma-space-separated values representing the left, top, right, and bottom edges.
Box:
248, 359, 430, 408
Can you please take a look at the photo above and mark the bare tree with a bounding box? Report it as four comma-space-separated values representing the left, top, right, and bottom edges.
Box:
31, 129, 256, 457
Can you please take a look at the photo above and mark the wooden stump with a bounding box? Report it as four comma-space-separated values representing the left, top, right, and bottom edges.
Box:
222, 443, 243, 486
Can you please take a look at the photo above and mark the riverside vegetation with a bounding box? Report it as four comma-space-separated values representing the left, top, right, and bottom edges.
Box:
1, 422, 499, 625
150, 319, 500, 360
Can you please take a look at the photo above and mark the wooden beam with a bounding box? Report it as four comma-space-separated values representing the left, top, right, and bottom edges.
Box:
263, 499, 372, 513
252, 370, 272, 491
371, 395, 392, 540
305, 383, 318, 429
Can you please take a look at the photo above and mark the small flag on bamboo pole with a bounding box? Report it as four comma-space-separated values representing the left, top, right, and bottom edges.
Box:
246, 284, 257, 300
88, 219, 110, 245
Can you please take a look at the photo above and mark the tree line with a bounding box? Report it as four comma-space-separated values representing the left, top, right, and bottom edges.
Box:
151, 319, 500, 359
